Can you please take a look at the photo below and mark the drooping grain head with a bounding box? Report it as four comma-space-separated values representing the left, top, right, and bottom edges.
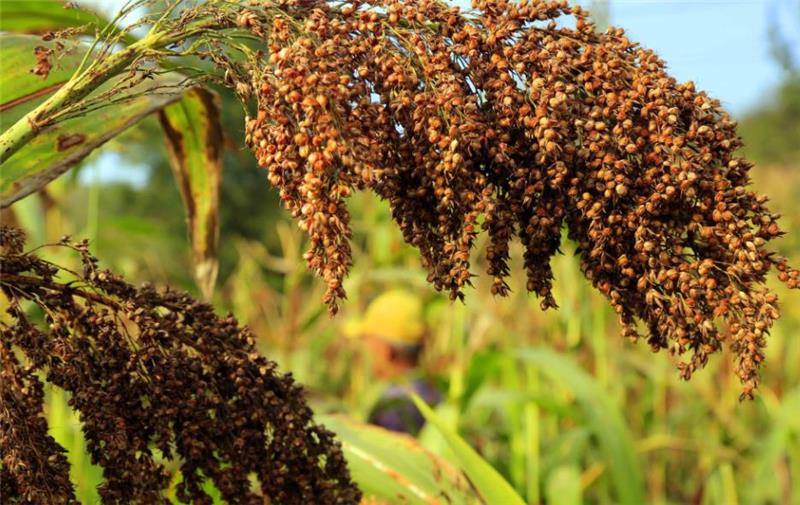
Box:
0, 227, 361, 504
230, 0, 799, 397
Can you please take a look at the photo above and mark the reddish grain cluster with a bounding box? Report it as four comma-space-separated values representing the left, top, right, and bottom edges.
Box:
0, 227, 360, 504
232, 0, 798, 396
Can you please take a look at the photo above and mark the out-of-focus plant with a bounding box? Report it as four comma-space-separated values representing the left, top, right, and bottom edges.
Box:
739, 0, 800, 166
767, 0, 799, 74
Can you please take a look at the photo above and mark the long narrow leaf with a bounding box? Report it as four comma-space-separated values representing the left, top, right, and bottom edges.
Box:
0, 34, 188, 208
157, 88, 223, 299
410, 395, 526, 505
0, 0, 103, 35
517, 347, 646, 505
0, 34, 83, 123
0, 98, 185, 207
319, 414, 480, 505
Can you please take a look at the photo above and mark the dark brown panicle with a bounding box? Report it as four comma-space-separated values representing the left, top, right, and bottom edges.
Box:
0, 226, 361, 504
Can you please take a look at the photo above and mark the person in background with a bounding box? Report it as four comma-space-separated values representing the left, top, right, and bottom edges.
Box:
343, 289, 442, 435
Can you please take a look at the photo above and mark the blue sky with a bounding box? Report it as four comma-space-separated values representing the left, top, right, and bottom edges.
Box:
601, 0, 792, 115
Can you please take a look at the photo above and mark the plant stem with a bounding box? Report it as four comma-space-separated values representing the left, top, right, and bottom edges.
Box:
0, 18, 222, 165
1, 273, 121, 309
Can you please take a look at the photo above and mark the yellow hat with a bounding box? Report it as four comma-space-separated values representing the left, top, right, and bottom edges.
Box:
345, 289, 425, 345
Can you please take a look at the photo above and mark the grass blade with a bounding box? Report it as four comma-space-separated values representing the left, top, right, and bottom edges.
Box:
319, 413, 480, 505
158, 88, 223, 299
411, 394, 526, 505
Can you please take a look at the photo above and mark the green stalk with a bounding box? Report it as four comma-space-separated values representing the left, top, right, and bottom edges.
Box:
448, 301, 466, 410
0, 19, 221, 165
524, 363, 540, 505
500, 357, 524, 491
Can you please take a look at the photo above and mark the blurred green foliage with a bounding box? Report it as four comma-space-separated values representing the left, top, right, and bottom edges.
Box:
738, 76, 800, 166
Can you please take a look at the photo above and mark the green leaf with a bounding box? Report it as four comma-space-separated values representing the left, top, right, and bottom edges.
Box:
319, 414, 481, 505
410, 395, 527, 505
747, 387, 800, 504
0, 0, 104, 35
0, 34, 185, 207
157, 88, 223, 300
0, 34, 82, 125
545, 465, 583, 505
516, 347, 646, 505
0, 34, 222, 298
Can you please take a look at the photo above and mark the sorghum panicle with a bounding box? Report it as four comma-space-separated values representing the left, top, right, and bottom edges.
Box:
0, 227, 360, 504
229, 0, 799, 397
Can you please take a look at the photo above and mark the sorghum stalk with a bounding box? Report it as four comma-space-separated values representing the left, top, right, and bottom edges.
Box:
0, 16, 225, 164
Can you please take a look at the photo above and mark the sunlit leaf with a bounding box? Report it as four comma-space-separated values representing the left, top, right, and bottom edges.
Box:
157, 88, 223, 299
319, 414, 481, 505
0, 33, 186, 208
410, 395, 527, 505
0, 0, 104, 35
0, 34, 82, 126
